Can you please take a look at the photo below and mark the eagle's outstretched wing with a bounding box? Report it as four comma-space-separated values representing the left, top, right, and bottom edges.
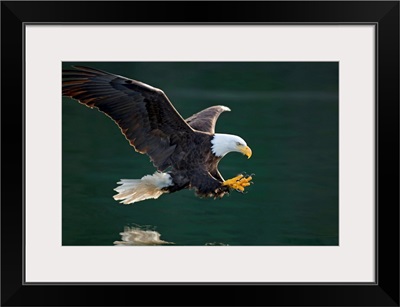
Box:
62, 66, 195, 171
185, 105, 230, 134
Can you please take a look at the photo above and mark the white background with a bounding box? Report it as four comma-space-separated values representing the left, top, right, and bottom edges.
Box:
25, 25, 375, 283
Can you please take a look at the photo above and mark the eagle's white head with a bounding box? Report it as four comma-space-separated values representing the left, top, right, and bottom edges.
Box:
211, 133, 252, 159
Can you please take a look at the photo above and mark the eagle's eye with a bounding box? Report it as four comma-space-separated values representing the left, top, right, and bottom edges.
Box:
236, 142, 241, 146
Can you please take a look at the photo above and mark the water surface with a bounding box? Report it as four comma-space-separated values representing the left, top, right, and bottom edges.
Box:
62, 62, 338, 246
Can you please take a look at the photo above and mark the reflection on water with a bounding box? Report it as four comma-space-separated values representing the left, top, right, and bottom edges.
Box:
114, 225, 174, 246
114, 225, 230, 246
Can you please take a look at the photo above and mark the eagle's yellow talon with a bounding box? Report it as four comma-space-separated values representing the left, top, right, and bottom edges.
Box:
222, 174, 244, 187
222, 174, 253, 192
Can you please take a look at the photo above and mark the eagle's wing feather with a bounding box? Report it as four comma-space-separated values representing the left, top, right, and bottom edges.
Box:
62, 66, 194, 171
185, 106, 230, 133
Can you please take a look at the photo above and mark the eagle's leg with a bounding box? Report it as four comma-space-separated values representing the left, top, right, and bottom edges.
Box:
222, 174, 252, 192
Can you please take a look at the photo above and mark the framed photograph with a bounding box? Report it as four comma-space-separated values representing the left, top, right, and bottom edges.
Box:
2, 1, 399, 306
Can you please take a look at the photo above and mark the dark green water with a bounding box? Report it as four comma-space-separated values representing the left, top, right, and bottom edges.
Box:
62, 62, 338, 246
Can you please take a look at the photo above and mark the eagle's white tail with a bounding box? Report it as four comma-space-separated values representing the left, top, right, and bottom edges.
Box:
113, 172, 173, 204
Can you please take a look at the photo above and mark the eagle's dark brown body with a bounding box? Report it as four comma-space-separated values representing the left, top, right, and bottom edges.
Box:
165, 137, 229, 198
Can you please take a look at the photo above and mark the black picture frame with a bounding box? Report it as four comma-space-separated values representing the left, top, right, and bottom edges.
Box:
1, 1, 399, 306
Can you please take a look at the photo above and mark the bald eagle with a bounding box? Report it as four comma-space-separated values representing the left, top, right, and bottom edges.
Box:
62, 66, 253, 204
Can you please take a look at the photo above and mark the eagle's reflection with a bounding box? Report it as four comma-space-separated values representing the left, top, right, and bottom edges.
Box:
114, 225, 174, 246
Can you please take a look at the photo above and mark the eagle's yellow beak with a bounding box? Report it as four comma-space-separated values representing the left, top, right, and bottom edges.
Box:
240, 145, 252, 159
